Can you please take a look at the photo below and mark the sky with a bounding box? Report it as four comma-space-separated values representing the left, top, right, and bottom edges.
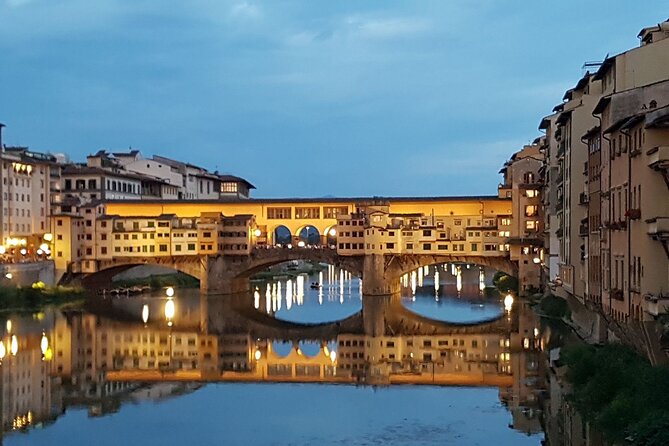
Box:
0, 1, 667, 198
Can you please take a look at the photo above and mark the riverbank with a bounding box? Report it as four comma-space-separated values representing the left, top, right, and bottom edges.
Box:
560, 342, 669, 445
0, 285, 86, 312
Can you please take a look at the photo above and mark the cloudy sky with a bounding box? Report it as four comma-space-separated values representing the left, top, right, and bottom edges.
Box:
0, 1, 666, 197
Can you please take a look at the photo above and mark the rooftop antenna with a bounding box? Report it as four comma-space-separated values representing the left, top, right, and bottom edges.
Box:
0, 123, 4, 153
581, 60, 602, 75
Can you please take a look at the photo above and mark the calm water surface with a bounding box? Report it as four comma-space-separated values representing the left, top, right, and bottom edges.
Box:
2, 265, 544, 445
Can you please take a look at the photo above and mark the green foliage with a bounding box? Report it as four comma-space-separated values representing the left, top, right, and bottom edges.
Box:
492, 271, 518, 293
561, 343, 669, 444
0, 285, 85, 312
538, 294, 570, 319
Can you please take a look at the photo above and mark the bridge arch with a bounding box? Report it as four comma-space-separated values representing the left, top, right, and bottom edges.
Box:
386, 254, 516, 282
324, 225, 337, 247
272, 225, 292, 246
81, 260, 202, 291
296, 225, 321, 246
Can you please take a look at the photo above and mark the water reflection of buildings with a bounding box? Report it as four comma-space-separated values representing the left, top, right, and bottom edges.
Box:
0, 293, 546, 440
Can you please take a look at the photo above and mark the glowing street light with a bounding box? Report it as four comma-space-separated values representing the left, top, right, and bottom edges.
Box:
254, 228, 262, 237
5, 273, 12, 280
165, 287, 175, 298
43, 233, 53, 242
329, 350, 337, 363
328, 228, 336, 237
254, 349, 261, 361
297, 240, 306, 248
0, 340, 5, 360
19, 248, 27, 256
0, 246, 5, 255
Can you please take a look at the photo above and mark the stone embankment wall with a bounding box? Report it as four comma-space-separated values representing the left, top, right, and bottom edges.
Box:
0, 261, 55, 287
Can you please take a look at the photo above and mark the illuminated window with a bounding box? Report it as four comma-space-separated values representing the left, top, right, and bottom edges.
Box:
221, 182, 238, 193
267, 207, 292, 219
295, 207, 320, 219
524, 205, 538, 217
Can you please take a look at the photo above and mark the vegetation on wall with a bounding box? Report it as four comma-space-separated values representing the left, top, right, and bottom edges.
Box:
538, 294, 571, 319
561, 343, 669, 446
492, 271, 518, 294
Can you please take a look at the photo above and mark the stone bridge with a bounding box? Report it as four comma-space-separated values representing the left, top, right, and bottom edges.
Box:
84, 248, 516, 295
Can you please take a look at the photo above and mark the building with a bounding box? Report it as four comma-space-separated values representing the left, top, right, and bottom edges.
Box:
0, 146, 55, 258
499, 144, 545, 293
537, 18, 669, 323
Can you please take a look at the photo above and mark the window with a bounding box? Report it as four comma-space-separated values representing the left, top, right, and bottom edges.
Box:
525, 189, 539, 198
267, 207, 292, 219
524, 205, 538, 217
101, 247, 107, 255
386, 243, 395, 249
221, 182, 238, 193
188, 243, 196, 250
423, 243, 432, 251
471, 243, 478, 251
324, 206, 348, 219
175, 245, 182, 252
406, 243, 413, 250
295, 207, 320, 219
159, 244, 168, 252
438, 244, 448, 250
422, 230, 431, 236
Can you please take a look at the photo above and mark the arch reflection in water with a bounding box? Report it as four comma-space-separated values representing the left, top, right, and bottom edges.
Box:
1, 289, 550, 441
252, 267, 361, 324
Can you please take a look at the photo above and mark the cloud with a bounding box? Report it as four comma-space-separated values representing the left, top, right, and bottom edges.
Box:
4, 0, 34, 7
347, 16, 432, 39
229, 2, 260, 20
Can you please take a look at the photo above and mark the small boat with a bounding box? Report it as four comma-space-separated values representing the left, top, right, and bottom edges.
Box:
310, 282, 321, 289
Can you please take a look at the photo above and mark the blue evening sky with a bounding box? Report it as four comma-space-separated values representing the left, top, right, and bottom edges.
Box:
0, 1, 666, 198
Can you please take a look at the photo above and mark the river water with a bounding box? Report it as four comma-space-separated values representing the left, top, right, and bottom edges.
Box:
1, 265, 549, 445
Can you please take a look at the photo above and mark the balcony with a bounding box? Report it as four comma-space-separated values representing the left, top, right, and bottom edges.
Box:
610, 288, 624, 301
647, 217, 669, 239
579, 222, 589, 236
578, 192, 589, 205
624, 208, 641, 220
644, 293, 669, 316
647, 146, 669, 170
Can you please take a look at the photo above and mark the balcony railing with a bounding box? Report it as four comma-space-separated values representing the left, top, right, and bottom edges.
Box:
579, 192, 589, 205
647, 146, 669, 170
579, 222, 589, 236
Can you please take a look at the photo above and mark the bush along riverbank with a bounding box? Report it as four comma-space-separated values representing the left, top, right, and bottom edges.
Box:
561, 343, 669, 445
0, 284, 86, 312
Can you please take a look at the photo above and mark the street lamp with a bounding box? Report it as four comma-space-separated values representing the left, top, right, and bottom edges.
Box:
254, 228, 262, 237
165, 287, 175, 298
328, 228, 336, 237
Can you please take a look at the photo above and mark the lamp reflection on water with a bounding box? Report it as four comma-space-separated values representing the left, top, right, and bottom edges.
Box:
142, 304, 150, 324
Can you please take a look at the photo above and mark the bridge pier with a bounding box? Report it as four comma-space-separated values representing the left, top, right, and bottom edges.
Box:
200, 256, 251, 295
361, 254, 401, 296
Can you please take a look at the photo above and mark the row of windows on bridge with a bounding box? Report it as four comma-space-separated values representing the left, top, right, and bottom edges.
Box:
339, 338, 486, 348
338, 242, 499, 252
266, 206, 349, 220
99, 243, 249, 255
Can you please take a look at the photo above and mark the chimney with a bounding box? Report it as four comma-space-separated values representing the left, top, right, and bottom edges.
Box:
0, 123, 5, 153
